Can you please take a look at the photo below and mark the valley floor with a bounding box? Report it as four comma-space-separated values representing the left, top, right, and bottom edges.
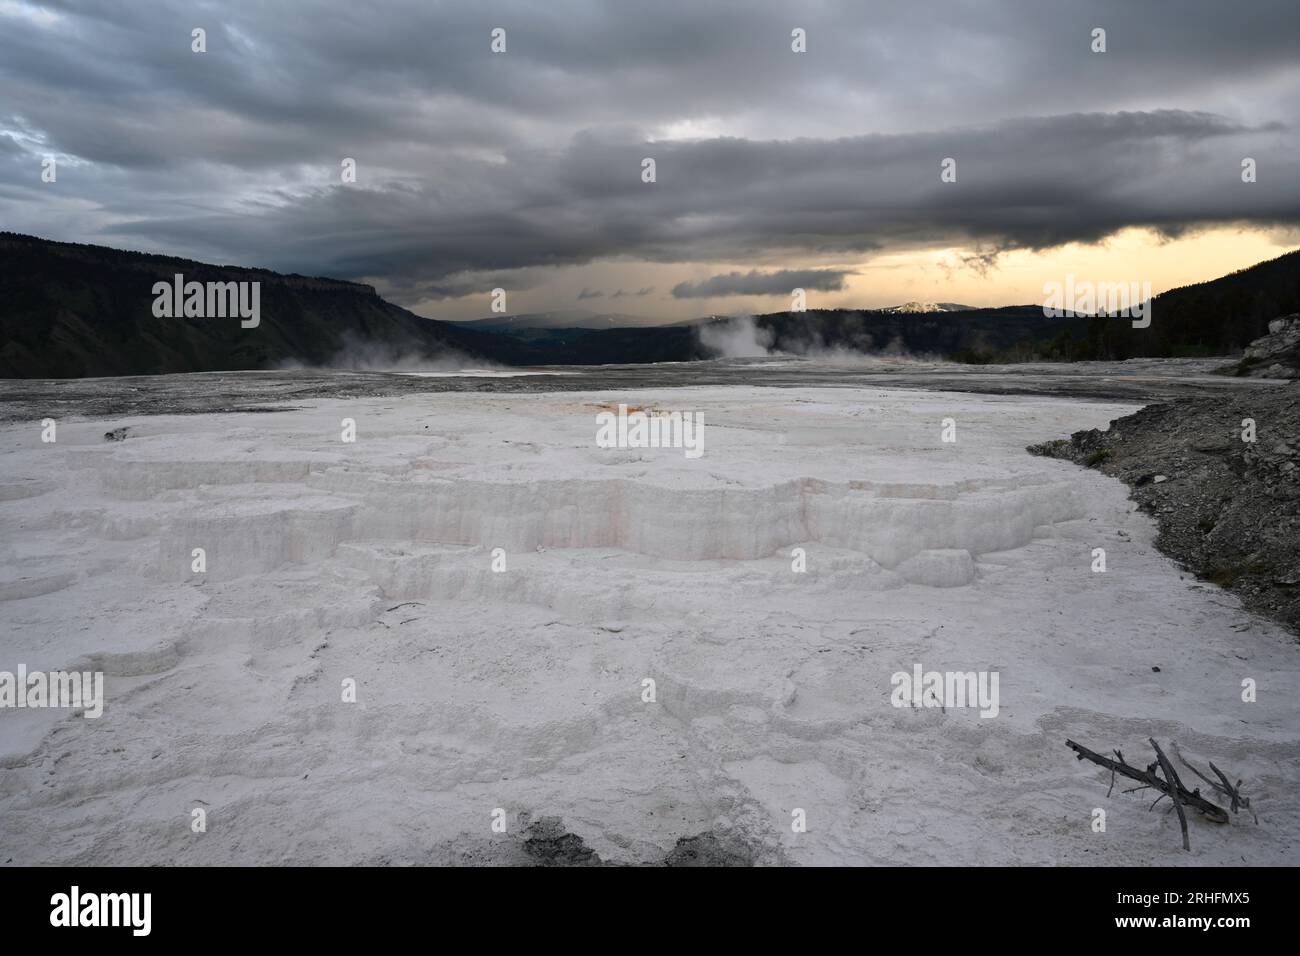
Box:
1, 384, 1297, 864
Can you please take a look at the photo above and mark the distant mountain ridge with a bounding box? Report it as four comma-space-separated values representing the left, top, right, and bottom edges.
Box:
987, 248, 1300, 363
881, 301, 975, 313
0, 233, 539, 377
3, 232, 1299, 377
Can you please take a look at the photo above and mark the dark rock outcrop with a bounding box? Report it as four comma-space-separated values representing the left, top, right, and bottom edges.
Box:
1225, 313, 1300, 379
520, 816, 604, 867
662, 831, 758, 867
1030, 386, 1300, 632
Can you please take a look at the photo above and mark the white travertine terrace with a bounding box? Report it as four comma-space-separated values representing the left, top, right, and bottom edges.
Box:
1, 386, 1297, 864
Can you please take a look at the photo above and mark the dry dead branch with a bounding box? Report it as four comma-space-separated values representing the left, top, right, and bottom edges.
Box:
1065, 738, 1252, 849
1171, 741, 1257, 824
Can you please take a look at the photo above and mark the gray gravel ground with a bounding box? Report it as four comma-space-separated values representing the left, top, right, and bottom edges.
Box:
1031, 384, 1300, 634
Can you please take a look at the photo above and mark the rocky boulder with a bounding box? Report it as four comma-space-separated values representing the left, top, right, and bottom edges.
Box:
1226, 313, 1300, 378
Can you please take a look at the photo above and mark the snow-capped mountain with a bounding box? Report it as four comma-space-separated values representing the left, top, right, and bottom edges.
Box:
881, 301, 976, 313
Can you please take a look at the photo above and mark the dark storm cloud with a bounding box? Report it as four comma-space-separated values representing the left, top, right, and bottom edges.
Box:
92, 109, 1298, 298
673, 269, 852, 299
1, 0, 1298, 295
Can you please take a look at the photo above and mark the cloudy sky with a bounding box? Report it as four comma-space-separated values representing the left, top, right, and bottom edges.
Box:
2, 0, 1298, 321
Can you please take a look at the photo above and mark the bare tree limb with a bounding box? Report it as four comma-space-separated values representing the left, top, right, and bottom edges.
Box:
1171, 741, 1257, 825
1172, 742, 1222, 790
1066, 739, 1231, 837
1150, 738, 1190, 851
